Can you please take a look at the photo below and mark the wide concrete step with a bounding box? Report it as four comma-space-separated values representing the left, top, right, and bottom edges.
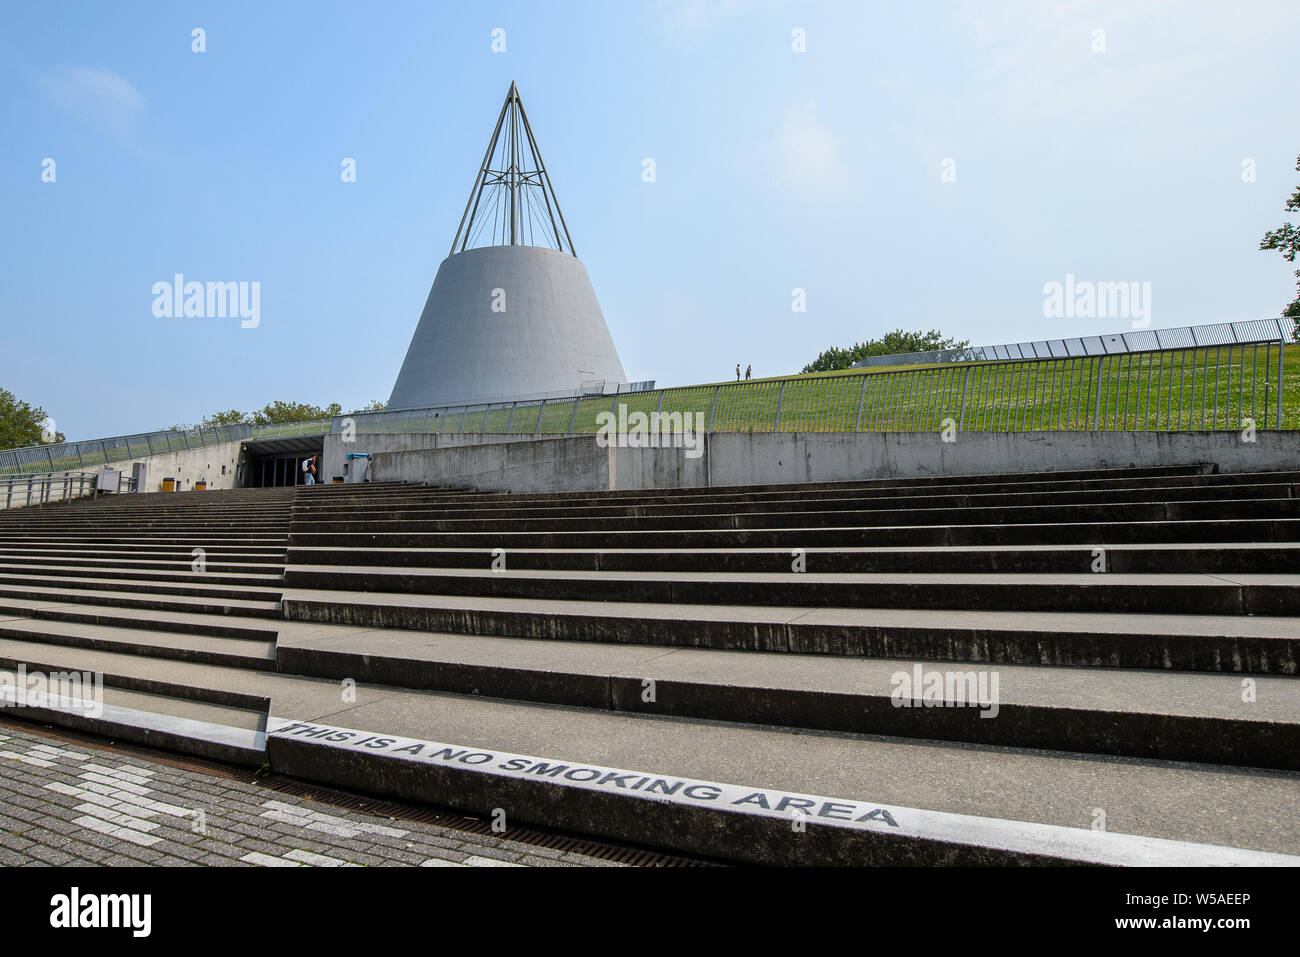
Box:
0, 570, 283, 602
289, 482, 1298, 524
290, 471, 1300, 517
0, 506, 293, 519
285, 542, 1300, 575
0, 535, 287, 548
0, 616, 276, 670
0, 560, 282, 587
280, 589, 1300, 673
289, 497, 1300, 534
0, 594, 279, 641
288, 517, 1300, 549
291, 464, 1220, 508
0, 524, 291, 536
0, 660, 267, 764
0, 636, 1295, 864
0, 581, 282, 619
283, 566, 1300, 617
0, 544, 283, 560
273, 625, 1300, 770
0, 552, 284, 574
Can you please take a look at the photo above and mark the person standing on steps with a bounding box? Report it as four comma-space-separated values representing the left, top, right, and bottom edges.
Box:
302, 455, 317, 486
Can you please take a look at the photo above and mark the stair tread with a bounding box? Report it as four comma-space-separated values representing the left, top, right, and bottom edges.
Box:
0, 581, 281, 612
0, 616, 275, 661
276, 625, 1300, 722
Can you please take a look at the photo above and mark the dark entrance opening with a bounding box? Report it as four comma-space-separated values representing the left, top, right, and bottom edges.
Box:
238, 437, 325, 488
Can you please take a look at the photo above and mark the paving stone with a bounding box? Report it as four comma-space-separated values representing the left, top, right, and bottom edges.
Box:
0, 722, 634, 868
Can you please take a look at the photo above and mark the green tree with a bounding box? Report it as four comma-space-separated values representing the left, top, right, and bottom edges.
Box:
249, 400, 343, 425
1259, 153, 1300, 340
801, 329, 972, 373
200, 409, 251, 427
360, 399, 387, 412
0, 388, 66, 448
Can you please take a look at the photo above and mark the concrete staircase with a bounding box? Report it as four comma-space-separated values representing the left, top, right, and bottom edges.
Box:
1, 468, 1298, 865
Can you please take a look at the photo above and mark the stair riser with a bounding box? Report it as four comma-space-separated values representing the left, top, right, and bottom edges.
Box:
286, 483, 1297, 522
0, 604, 276, 641
0, 624, 274, 670
283, 546, 1300, 575
0, 573, 279, 602
282, 570, 1300, 617
282, 598, 1299, 673
287, 518, 1300, 550
0, 586, 282, 619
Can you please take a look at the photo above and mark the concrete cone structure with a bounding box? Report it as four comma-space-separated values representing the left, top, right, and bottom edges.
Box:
388, 83, 628, 410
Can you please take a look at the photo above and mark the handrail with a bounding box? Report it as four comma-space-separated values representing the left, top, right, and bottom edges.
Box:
0, 470, 137, 510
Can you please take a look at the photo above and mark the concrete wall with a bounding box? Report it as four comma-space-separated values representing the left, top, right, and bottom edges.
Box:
372, 434, 708, 493
371, 430, 1300, 493
708, 430, 1300, 487
321, 431, 574, 486
107, 440, 245, 494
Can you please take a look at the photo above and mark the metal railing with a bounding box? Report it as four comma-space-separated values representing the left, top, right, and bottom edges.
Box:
335, 338, 1291, 437
854, 318, 1296, 367
0, 425, 250, 477
1, 331, 1291, 474
1, 471, 138, 510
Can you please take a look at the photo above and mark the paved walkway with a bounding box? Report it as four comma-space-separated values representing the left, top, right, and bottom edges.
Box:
0, 721, 630, 867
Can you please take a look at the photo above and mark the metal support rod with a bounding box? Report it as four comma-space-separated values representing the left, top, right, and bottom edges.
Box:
1092, 357, 1104, 430
1278, 340, 1285, 428
1263, 344, 1271, 429
706, 386, 720, 433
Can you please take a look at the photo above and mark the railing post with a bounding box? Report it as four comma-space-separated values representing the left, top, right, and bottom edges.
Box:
773, 381, 787, 431
958, 367, 971, 431
567, 397, 580, 434
1278, 340, 1286, 429
706, 386, 720, 432
1091, 357, 1104, 430
504, 402, 517, 433
536, 398, 549, 436
854, 374, 869, 431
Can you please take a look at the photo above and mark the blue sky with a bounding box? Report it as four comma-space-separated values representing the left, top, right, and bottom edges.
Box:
2, 0, 1298, 440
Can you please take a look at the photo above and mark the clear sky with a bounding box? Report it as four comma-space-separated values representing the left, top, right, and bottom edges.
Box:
2, 0, 1298, 440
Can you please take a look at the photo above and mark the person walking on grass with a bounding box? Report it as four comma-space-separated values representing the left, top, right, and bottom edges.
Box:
736, 363, 741, 381
745, 364, 752, 380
